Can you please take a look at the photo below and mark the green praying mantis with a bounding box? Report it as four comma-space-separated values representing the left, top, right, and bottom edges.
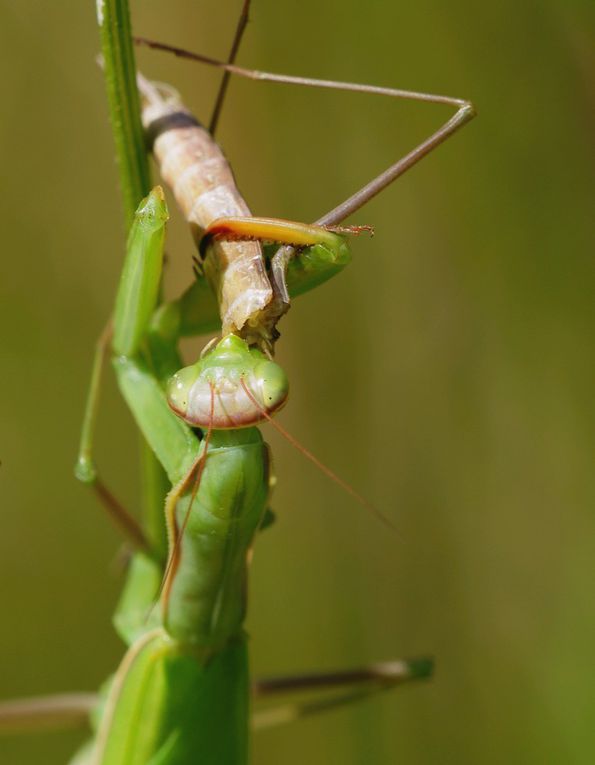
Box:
0, 1, 475, 762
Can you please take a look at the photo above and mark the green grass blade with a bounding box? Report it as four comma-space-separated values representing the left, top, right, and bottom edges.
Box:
96, 0, 167, 551
97, 0, 151, 225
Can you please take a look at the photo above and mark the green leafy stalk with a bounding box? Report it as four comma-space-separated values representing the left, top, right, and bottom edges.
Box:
97, 0, 167, 554
97, 0, 151, 225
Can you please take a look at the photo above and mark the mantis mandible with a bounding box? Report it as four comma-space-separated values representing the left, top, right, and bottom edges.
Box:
0, 1, 475, 762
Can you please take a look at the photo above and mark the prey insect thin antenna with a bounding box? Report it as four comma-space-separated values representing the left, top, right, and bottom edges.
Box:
240, 379, 397, 531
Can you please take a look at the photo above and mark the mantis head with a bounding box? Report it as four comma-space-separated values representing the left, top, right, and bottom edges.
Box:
167, 334, 289, 428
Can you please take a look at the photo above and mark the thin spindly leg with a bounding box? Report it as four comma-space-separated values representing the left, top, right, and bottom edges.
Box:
253, 688, 394, 732
254, 657, 433, 696
252, 657, 433, 731
134, 37, 475, 225
209, 0, 252, 135
0, 694, 96, 734
75, 321, 150, 553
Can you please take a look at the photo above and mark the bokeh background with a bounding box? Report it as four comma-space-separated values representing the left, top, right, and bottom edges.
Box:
1, 1, 593, 763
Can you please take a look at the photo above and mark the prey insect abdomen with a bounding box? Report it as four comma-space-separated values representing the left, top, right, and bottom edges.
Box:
141, 86, 272, 340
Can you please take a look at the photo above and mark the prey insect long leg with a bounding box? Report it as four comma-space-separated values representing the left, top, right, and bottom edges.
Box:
135, 35, 475, 227
136, 34, 474, 324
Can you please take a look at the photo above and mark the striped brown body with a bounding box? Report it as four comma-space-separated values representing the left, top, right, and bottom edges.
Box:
140, 80, 276, 345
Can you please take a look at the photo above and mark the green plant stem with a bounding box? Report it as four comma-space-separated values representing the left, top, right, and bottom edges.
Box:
97, 0, 167, 553
97, 0, 150, 225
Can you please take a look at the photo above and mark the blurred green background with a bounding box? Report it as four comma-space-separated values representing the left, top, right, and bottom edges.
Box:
1, 1, 593, 763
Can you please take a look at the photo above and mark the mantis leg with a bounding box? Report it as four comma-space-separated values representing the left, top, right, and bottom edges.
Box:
74, 187, 169, 470
105, 187, 200, 485
253, 657, 433, 697
200, 215, 355, 305
112, 354, 199, 486
77, 185, 199, 486
200, 216, 357, 255
72, 188, 198, 645
168, 228, 351, 339
0, 694, 96, 735
253, 687, 403, 732
75, 321, 150, 553
252, 658, 433, 731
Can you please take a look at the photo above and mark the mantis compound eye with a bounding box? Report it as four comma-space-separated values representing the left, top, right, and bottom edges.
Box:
167, 334, 289, 428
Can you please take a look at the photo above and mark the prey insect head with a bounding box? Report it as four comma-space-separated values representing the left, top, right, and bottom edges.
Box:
167, 334, 289, 428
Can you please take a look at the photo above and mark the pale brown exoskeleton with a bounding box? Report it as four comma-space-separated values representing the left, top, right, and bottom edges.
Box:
139, 75, 278, 348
